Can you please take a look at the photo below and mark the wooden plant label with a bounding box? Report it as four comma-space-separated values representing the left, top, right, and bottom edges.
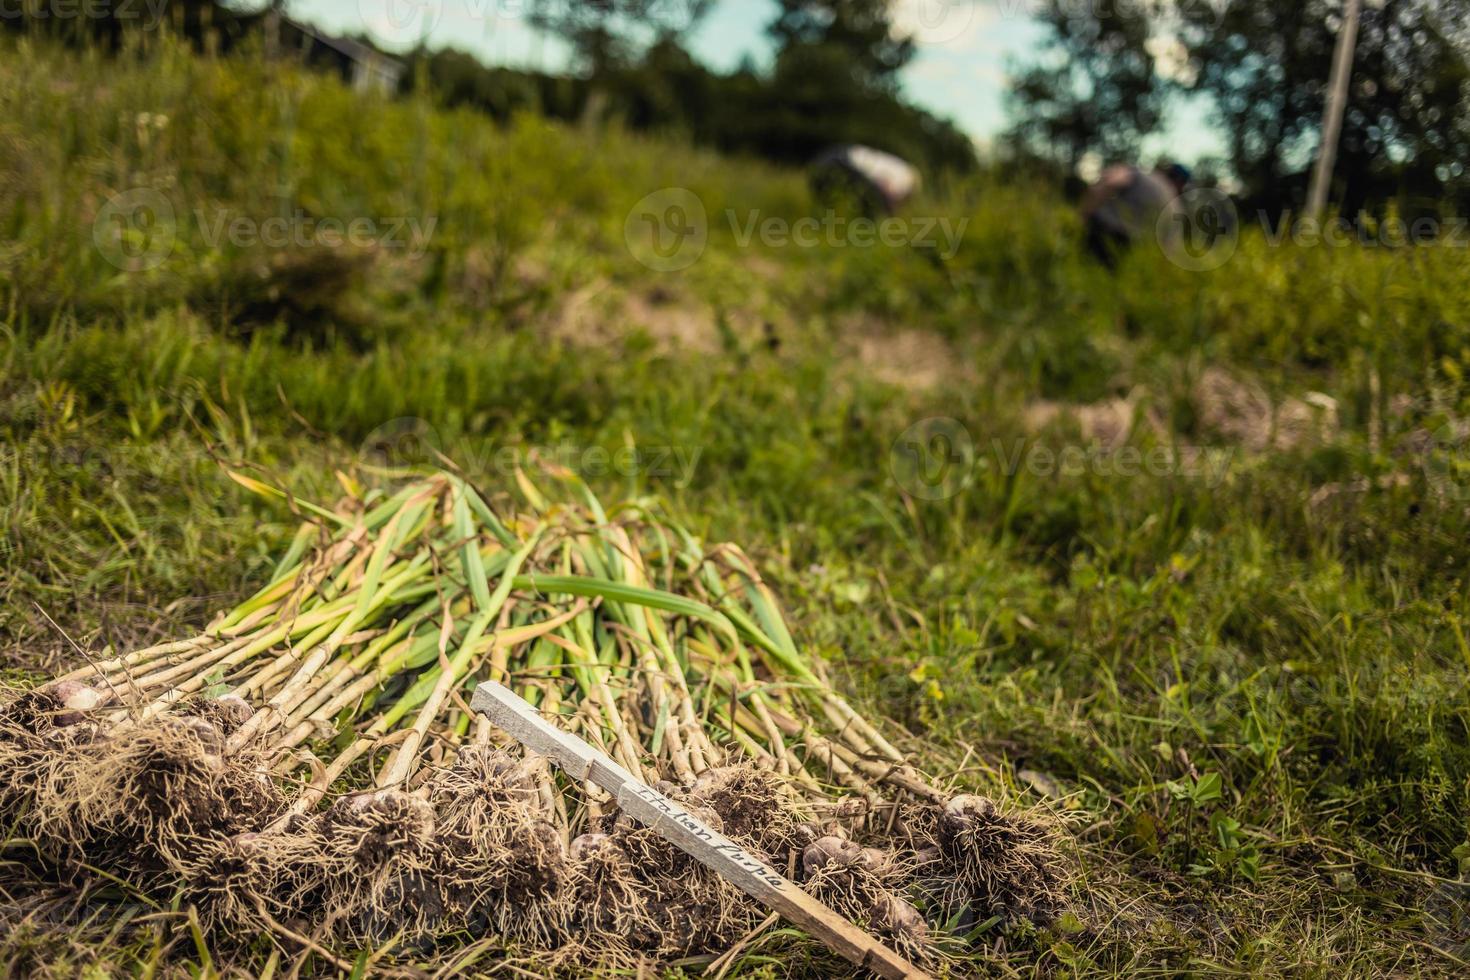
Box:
470, 681, 930, 979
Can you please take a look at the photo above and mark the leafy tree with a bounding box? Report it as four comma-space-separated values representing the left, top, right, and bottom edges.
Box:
525, 0, 713, 73
767, 0, 915, 90
1177, 0, 1470, 216
1006, 0, 1163, 172
750, 1, 977, 173
1009, 0, 1470, 214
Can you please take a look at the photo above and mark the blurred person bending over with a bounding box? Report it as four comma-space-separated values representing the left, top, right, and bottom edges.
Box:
810, 144, 920, 217
1079, 162, 1191, 267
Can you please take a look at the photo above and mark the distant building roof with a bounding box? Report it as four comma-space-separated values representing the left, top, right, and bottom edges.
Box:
284, 19, 396, 68
279, 16, 403, 94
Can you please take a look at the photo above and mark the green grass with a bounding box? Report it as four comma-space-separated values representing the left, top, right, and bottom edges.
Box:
3, 32, 1469, 977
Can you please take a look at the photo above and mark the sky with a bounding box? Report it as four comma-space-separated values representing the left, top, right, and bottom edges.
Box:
287, 0, 1224, 165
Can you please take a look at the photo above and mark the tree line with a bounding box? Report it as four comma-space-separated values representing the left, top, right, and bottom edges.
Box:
404, 0, 976, 179
1009, 0, 1470, 219
9, 0, 1467, 215
1, 0, 977, 181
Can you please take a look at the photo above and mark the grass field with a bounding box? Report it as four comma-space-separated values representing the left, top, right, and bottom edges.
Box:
3, 35, 1470, 976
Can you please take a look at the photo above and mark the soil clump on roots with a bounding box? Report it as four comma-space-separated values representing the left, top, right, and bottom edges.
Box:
0, 691, 1071, 969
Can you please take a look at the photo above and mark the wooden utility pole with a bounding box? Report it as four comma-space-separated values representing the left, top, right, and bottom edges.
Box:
1306, 0, 1363, 218
470, 681, 930, 980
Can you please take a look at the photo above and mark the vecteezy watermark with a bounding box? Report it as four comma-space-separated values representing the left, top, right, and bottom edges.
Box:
889, 417, 1236, 500
92, 187, 437, 271
354, 0, 708, 47
890, 0, 983, 46
1427, 876, 1470, 956
1156, 187, 1239, 271
354, 0, 443, 47
0, 0, 168, 27
1415, 418, 1470, 503
1157, 192, 1470, 271
727, 210, 969, 258
93, 187, 176, 272
624, 187, 708, 272
990, 0, 1229, 27
1258, 212, 1470, 250
360, 417, 704, 488
623, 186, 968, 271
890, 417, 976, 500
193, 209, 437, 254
